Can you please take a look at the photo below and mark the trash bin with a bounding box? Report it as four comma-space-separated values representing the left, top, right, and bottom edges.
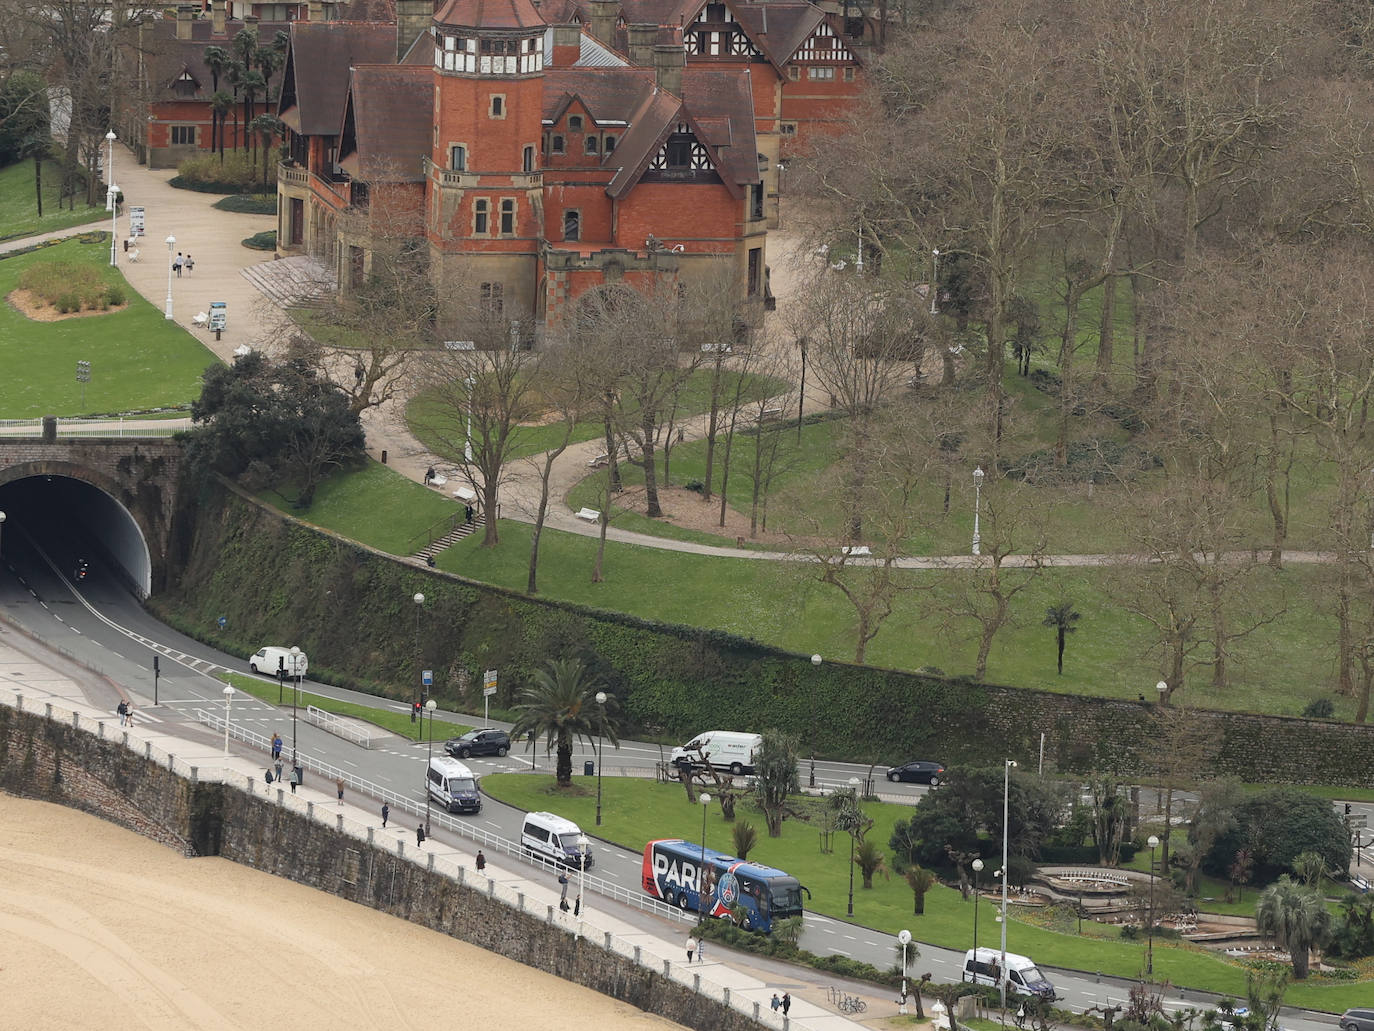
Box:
584, 760, 595, 777
381, 449, 388, 464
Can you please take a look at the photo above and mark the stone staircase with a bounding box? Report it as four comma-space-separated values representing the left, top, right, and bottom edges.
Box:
413, 516, 485, 564
241, 255, 335, 310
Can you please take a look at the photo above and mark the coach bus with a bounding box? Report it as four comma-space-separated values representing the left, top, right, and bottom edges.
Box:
641, 838, 805, 933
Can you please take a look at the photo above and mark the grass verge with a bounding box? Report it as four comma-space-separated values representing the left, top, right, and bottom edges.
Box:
0, 159, 106, 242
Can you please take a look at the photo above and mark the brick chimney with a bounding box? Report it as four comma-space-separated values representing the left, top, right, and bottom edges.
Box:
652, 42, 684, 96
588, 0, 618, 46
211, 0, 226, 35
550, 23, 581, 67
396, 0, 431, 60
175, 5, 194, 39
627, 22, 656, 66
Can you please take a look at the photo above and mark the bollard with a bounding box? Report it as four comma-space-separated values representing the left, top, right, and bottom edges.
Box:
399, 841, 405, 859
337, 814, 344, 832
518, 892, 525, 911
98, 721, 104, 740
723, 988, 730, 1007
73, 712, 80, 730
634, 946, 641, 965
428, 853, 435, 871
753, 1002, 760, 1020
368, 827, 375, 845
458, 866, 465, 885
191, 766, 198, 783
604, 932, 612, 949
547, 905, 555, 922
1096, 971, 1101, 983
45, 703, 52, 720
693, 974, 701, 993
145, 742, 152, 759
488, 877, 495, 896
664, 960, 671, 977
308, 802, 315, 819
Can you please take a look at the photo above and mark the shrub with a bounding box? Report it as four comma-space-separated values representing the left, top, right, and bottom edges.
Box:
1302, 697, 1335, 719
214, 193, 278, 214
685, 479, 705, 493
19, 259, 122, 313
242, 230, 277, 251
104, 285, 126, 307
173, 151, 260, 193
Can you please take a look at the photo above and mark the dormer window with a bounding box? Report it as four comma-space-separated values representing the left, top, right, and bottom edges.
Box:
568, 115, 583, 131
706, 2, 726, 20
173, 71, 197, 98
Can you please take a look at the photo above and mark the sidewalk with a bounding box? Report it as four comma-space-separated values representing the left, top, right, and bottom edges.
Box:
0, 626, 881, 1030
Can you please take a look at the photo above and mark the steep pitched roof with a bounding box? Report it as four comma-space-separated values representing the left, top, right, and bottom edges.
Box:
338, 65, 433, 180
730, 1, 823, 67
605, 87, 682, 198
543, 67, 657, 124
140, 16, 294, 102
433, 0, 547, 30
541, 25, 628, 67
679, 65, 758, 190
278, 22, 396, 136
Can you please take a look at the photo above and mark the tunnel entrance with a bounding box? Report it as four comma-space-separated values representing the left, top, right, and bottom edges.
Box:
0, 472, 153, 598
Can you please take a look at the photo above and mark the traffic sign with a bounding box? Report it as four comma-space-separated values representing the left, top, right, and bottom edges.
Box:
217, 616, 227, 628
483, 685, 497, 697
422, 669, 433, 686
484, 668, 498, 690
1349, 814, 1368, 829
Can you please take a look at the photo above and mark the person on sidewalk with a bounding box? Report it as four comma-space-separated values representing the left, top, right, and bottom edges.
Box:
685, 935, 696, 963
696, 938, 704, 963
126, 707, 136, 726
336, 777, 345, 805
184, 254, 194, 275
416, 824, 426, 847
274, 758, 283, 783
424, 466, 435, 486
174, 252, 183, 277
475, 850, 486, 872
117, 700, 128, 726
771, 994, 781, 1012
781, 993, 791, 1016
271, 734, 282, 760
559, 871, 569, 901
265, 768, 274, 786
381, 802, 390, 828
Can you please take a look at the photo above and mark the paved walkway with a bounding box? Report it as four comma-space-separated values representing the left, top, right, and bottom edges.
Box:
0, 626, 883, 1031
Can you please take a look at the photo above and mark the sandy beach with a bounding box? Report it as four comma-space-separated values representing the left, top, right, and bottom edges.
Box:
0, 795, 685, 1031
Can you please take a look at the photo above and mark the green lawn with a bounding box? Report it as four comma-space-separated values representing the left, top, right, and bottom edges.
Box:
0, 237, 217, 416
481, 774, 1371, 1010
407, 368, 792, 465
217, 671, 471, 741
0, 159, 108, 243
437, 519, 1347, 719
256, 459, 464, 556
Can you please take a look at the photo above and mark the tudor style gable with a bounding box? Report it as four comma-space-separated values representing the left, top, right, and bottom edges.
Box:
791, 18, 856, 65
645, 121, 719, 181
685, 1, 763, 59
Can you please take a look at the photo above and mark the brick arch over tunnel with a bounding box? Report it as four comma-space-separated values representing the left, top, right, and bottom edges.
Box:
0, 440, 184, 598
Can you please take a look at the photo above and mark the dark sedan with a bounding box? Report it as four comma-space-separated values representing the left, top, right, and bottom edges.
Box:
444, 728, 511, 759
886, 759, 945, 785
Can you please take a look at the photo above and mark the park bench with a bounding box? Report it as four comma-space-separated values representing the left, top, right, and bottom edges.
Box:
841, 545, 872, 557
575, 507, 601, 523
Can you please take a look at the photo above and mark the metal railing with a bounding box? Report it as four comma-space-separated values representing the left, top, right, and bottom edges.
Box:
0, 690, 824, 1031
0, 417, 185, 438
304, 704, 373, 748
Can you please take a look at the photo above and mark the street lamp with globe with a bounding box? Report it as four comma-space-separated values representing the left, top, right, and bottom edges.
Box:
164, 235, 176, 319
898, 928, 913, 1014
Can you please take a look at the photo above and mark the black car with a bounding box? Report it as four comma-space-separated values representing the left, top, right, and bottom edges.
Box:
886, 759, 945, 785
445, 728, 511, 759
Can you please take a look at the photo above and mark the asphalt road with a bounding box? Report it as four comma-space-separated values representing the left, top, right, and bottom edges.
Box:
0, 528, 1355, 1029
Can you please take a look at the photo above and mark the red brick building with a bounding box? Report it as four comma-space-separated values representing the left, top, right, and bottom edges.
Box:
276, 0, 767, 338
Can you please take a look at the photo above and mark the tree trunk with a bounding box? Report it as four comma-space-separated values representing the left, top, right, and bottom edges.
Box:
1094, 273, 1116, 390
914, 890, 925, 914
1056, 629, 1065, 674
603, 417, 621, 492
1293, 944, 1309, 980
641, 415, 662, 517
703, 359, 723, 501
592, 509, 608, 583
33, 153, 42, 217
481, 479, 499, 547
1265, 414, 1287, 568
1337, 568, 1355, 696
1057, 284, 1081, 466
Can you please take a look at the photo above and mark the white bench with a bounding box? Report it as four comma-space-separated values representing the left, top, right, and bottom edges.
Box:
429, 474, 448, 488
1354, 875, 1371, 894
588, 453, 609, 468
452, 486, 477, 504
841, 545, 871, 557
760, 407, 783, 422
575, 507, 601, 523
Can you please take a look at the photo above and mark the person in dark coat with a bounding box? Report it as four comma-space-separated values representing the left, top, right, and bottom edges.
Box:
782, 993, 791, 1015
417, 824, 426, 847
381, 802, 390, 828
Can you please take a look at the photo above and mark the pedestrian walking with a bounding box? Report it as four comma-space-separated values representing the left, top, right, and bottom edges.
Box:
416, 824, 426, 847
265, 769, 274, 785
174, 252, 183, 277
117, 700, 128, 726
293, 762, 303, 791
559, 871, 569, 900
696, 938, 704, 963
274, 758, 283, 783
464, 504, 474, 525
184, 254, 194, 274
381, 802, 390, 828
271, 734, 282, 760
782, 993, 791, 1016
771, 993, 781, 1012
336, 776, 345, 805
475, 850, 486, 871
686, 935, 696, 963
125, 707, 136, 726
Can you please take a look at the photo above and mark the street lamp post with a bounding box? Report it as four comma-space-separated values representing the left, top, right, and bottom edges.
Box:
221, 684, 235, 754
1146, 834, 1160, 976
1000, 759, 1016, 1010
164, 235, 176, 319
972, 857, 984, 954
413, 592, 425, 741
578, 833, 590, 928
1156, 679, 1169, 706
699, 793, 712, 923
290, 644, 302, 756
930, 249, 940, 315
105, 130, 118, 266
425, 697, 437, 834
972, 466, 985, 557
0, 511, 6, 560
595, 690, 607, 826
898, 929, 912, 1015
847, 776, 861, 917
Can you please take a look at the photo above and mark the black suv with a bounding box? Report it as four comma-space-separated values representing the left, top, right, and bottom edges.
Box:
445, 728, 511, 759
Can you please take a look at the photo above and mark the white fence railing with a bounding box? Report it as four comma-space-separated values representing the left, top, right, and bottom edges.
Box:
0, 690, 826, 1031
0, 417, 186, 438
304, 704, 373, 748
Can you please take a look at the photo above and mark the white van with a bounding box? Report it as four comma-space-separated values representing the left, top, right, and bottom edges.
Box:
249, 646, 308, 679
962, 948, 1057, 999
670, 731, 763, 776
426, 756, 481, 813
521, 812, 594, 868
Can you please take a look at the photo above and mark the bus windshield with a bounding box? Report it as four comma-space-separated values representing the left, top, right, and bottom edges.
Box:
769, 877, 804, 916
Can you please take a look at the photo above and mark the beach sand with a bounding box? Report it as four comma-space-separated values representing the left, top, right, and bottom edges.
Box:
0, 795, 685, 1031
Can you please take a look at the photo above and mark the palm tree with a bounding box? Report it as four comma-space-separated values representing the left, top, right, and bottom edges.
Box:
510, 658, 617, 787
250, 114, 279, 188
203, 45, 231, 94
854, 839, 889, 889
903, 865, 937, 914
210, 91, 233, 163
1042, 600, 1080, 675
1255, 876, 1332, 979
239, 70, 266, 153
